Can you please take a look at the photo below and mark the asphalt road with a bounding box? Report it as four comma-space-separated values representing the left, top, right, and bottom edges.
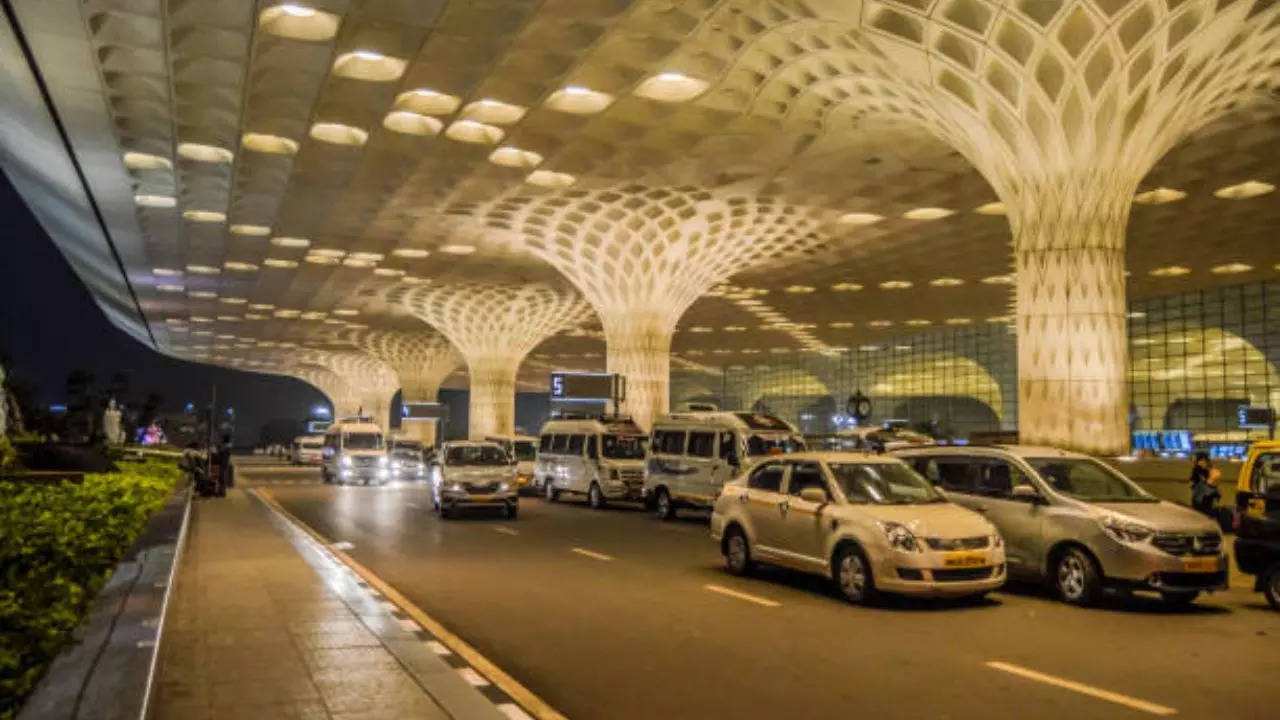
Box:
239, 464, 1280, 720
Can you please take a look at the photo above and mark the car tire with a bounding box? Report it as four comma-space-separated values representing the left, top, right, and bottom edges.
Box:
439, 504, 453, 519
504, 502, 518, 520
723, 526, 753, 576
545, 481, 558, 502
1054, 547, 1102, 606
655, 488, 675, 521
1160, 590, 1200, 607
1262, 563, 1280, 611
588, 482, 606, 510
833, 545, 878, 605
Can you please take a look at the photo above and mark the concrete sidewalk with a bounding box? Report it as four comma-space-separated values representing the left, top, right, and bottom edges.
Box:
150, 490, 512, 720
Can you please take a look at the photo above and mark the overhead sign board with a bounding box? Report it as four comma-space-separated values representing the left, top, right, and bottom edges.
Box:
550, 372, 624, 402
402, 402, 447, 421
1238, 405, 1275, 429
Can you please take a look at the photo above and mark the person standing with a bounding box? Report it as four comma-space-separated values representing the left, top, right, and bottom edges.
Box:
1189, 451, 1221, 516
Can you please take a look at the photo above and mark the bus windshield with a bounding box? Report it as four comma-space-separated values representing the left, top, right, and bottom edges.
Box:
513, 441, 537, 461
344, 433, 383, 450
601, 434, 647, 460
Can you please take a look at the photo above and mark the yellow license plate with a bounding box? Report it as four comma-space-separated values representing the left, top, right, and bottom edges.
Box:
469, 494, 495, 502
943, 551, 988, 567
1182, 556, 1219, 573
1247, 498, 1265, 517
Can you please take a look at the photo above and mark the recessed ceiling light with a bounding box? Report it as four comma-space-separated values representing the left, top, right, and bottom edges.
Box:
461, 98, 526, 125
981, 274, 1015, 285
157, 284, 185, 293
973, 201, 1005, 215
332, 308, 359, 316
905, 319, 932, 326
223, 261, 258, 272
241, 132, 299, 155
189, 316, 214, 323
230, 224, 270, 236
439, 244, 475, 255
310, 122, 368, 146
332, 50, 406, 82
219, 297, 248, 304
724, 326, 746, 332
489, 146, 543, 169
134, 194, 176, 208
868, 320, 892, 328
785, 285, 815, 293
152, 267, 182, 277
1214, 180, 1274, 199
1149, 265, 1191, 277
373, 267, 405, 277
270, 236, 311, 248
444, 119, 504, 145
188, 290, 217, 299
341, 257, 376, 268
1133, 187, 1186, 204
837, 212, 883, 226
394, 88, 461, 115
274, 309, 301, 318
259, 3, 339, 40
879, 280, 912, 290
185, 264, 220, 275
177, 143, 233, 164
945, 317, 972, 325
391, 248, 430, 258
987, 315, 1013, 323
262, 258, 297, 269
525, 170, 575, 188
1210, 262, 1252, 274
244, 313, 268, 320
903, 207, 954, 220
1126, 311, 1146, 319
831, 282, 863, 291
634, 72, 708, 103
304, 254, 340, 265
183, 209, 226, 223
249, 303, 275, 310
300, 311, 327, 320
829, 321, 853, 328
309, 248, 346, 258
383, 111, 443, 136
348, 251, 383, 261
400, 276, 428, 284
123, 152, 171, 170
929, 277, 964, 287
688, 326, 712, 333
545, 85, 614, 114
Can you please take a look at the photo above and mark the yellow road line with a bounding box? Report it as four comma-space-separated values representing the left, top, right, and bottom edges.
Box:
570, 547, 614, 561
985, 661, 1176, 716
253, 489, 566, 720
703, 584, 781, 608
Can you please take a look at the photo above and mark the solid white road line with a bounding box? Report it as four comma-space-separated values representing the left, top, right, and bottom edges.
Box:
570, 547, 614, 561
493, 526, 520, 536
985, 661, 1177, 716
703, 584, 781, 608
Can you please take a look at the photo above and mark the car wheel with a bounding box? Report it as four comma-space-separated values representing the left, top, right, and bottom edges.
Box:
439, 504, 453, 519
655, 488, 675, 521
545, 481, 558, 502
588, 483, 606, 510
1160, 590, 1200, 607
723, 526, 752, 576
1263, 563, 1280, 611
504, 502, 518, 520
1054, 547, 1102, 606
834, 545, 878, 605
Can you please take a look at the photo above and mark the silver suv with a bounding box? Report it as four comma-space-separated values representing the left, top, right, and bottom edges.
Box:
893, 445, 1227, 606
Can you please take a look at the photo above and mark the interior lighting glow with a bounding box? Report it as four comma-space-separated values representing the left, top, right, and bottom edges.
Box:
929, 277, 964, 287
332, 308, 359, 316
634, 72, 708, 103
348, 251, 384, 261
1149, 265, 1191, 277
157, 284, 184, 293
341, 257, 375, 268
903, 207, 954, 220
461, 99, 526, 125
123, 152, 171, 170
688, 327, 712, 333
271, 236, 311, 248
309, 248, 346, 258
489, 146, 543, 169
1133, 187, 1186, 204
183, 210, 226, 223
259, 4, 338, 40
134, 194, 176, 208
274, 309, 301, 318
242, 133, 299, 155
152, 268, 182, 277
868, 320, 893, 328
987, 315, 1013, 323
188, 290, 217, 299
177, 143, 233, 164
230, 224, 270, 236
305, 254, 340, 265
189, 316, 214, 323
945, 317, 972, 325
223, 261, 258, 272
383, 111, 443, 136
981, 274, 1015, 285
444, 119, 504, 145
219, 297, 247, 304
391, 248, 429, 258
394, 89, 460, 115
400, 276, 428, 284
185, 264, 220, 275
310, 122, 368, 146
333, 50, 406, 82
837, 212, 883, 226
829, 322, 853, 328
906, 319, 932, 326
1214, 180, 1274, 199
263, 258, 297, 268
724, 326, 746, 332
526, 170, 576, 189
879, 280, 912, 290
973, 201, 1005, 215
373, 268, 405, 277
831, 282, 863, 291
545, 85, 614, 114
249, 304, 275, 311
785, 285, 815, 293
1210, 263, 1252, 274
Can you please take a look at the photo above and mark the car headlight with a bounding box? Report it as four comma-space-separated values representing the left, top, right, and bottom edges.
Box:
497, 482, 510, 492
1099, 515, 1154, 544
378, 456, 389, 467
446, 482, 464, 491
341, 456, 352, 466
879, 521, 920, 552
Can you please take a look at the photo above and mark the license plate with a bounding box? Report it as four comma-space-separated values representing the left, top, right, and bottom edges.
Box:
943, 551, 988, 567
1182, 556, 1219, 573
469, 494, 494, 502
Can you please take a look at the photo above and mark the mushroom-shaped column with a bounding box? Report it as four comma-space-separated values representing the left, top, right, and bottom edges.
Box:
344, 329, 463, 446
291, 366, 362, 419
318, 352, 401, 430
835, 1, 1280, 452
477, 187, 824, 429
396, 283, 593, 438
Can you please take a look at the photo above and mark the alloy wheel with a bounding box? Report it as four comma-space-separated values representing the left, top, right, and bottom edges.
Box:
839, 552, 867, 601
1058, 554, 1086, 601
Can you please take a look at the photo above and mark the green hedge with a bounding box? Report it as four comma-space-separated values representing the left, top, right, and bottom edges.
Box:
0, 459, 182, 719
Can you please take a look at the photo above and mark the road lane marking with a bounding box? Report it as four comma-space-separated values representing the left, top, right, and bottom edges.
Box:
331, 541, 355, 550
427, 640, 451, 656
497, 704, 534, 720
459, 667, 490, 687
493, 526, 519, 536
985, 661, 1176, 716
703, 584, 781, 608
570, 547, 614, 561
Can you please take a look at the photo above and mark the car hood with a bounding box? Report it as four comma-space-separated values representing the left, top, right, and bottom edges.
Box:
443, 466, 511, 481
851, 502, 994, 538
1091, 501, 1219, 533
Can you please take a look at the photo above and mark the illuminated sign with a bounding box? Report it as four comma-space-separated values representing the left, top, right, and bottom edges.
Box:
549, 372, 623, 402
402, 402, 447, 421
1238, 406, 1275, 429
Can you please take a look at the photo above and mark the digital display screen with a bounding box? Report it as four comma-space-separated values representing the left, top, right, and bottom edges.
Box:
550, 372, 619, 401
306, 420, 331, 434
402, 402, 447, 421
1238, 406, 1274, 429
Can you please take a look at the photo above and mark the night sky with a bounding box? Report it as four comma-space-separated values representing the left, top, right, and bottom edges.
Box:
0, 172, 325, 445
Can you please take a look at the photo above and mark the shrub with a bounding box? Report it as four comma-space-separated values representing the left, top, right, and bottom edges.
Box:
0, 459, 181, 718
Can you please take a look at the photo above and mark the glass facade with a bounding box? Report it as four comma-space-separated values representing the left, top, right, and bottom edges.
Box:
679, 281, 1280, 445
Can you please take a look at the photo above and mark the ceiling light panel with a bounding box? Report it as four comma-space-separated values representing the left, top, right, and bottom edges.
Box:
1133, 187, 1186, 204
230, 224, 270, 236
903, 207, 954, 220
383, 111, 443, 136
242, 133, 299, 155
633, 72, 708, 103
1214, 180, 1274, 199
973, 201, 1005, 215
489, 146, 543, 169
525, 170, 575, 188
545, 85, 614, 114
445, 120, 504, 145
461, 98, 526, 125
134, 194, 176, 208
177, 143, 233, 164
837, 212, 883, 226
393, 88, 461, 115
183, 210, 226, 223
332, 50, 407, 82
123, 152, 171, 170
259, 4, 340, 40
310, 122, 368, 146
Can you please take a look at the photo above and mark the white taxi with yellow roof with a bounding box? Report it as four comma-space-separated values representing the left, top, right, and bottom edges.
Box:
710, 451, 1006, 603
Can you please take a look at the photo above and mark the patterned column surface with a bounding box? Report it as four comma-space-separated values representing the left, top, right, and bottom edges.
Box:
467, 357, 520, 439
343, 328, 462, 407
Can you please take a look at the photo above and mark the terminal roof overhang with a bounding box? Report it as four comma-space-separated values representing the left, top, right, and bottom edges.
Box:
2, 0, 1277, 390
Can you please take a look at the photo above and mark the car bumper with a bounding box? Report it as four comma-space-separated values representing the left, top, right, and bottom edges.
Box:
339, 468, 389, 481
441, 491, 517, 507
603, 479, 644, 500
874, 547, 1008, 596
1097, 543, 1229, 591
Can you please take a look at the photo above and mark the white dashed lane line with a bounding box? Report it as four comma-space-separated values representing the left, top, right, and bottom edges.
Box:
570, 547, 614, 561
493, 526, 519, 536
985, 661, 1176, 716
703, 584, 781, 608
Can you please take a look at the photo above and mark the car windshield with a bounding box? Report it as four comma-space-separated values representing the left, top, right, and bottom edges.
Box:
1027, 458, 1157, 502
394, 441, 422, 451
513, 441, 537, 461
601, 434, 646, 459
446, 445, 508, 466
829, 462, 945, 504
344, 433, 382, 450
746, 434, 806, 456
301, 440, 321, 449
393, 447, 421, 460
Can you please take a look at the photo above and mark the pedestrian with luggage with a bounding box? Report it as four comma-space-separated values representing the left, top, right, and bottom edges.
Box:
1190, 451, 1221, 517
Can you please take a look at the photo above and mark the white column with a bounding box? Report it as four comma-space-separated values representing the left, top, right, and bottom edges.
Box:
603, 312, 674, 431
467, 356, 518, 439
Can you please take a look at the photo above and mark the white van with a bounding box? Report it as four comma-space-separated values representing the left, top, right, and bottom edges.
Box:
291, 435, 324, 465
536, 416, 648, 508
320, 418, 388, 485
643, 411, 806, 520
484, 434, 539, 493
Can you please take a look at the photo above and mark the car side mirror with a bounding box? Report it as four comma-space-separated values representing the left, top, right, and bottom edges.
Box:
1011, 485, 1042, 503
799, 487, 828, 504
